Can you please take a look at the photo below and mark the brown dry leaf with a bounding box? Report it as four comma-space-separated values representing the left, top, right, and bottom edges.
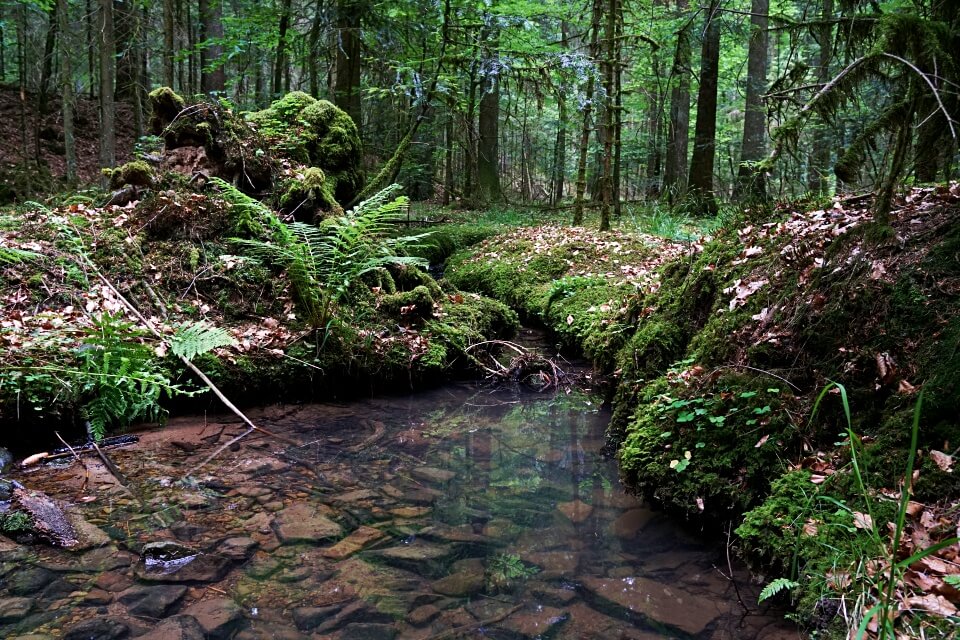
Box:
810, 474, 827, 484
897, 380, 917, 395
905, 594, 958, 617
876, 352, 897, 385
905, 501, 924, 517
903, 569, 939, 591
853, 511, 874, 530
826, 571, 851, 590
915, 556, 951, 575
803, 519, 819, 536
566, 314, 574, 326
930, 450, 954, 473
755, 434, 770, 448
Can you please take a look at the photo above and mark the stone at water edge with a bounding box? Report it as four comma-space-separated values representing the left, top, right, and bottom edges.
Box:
211, 536, 259, 561
292, 605, 344, 632
611, 508, 657, 539
118, 584, 188, 618
496, 603, 569, 638
135, 615, 205, 640
183, 597, 244, 640
556, 499, 593, 524
270, 503, 342, 544
368, 541, 455, 578
580, 575, 720, 636
61, 616, 130, 640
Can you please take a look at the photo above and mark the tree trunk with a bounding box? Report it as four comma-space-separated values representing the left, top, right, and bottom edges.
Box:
58, 0, 76, 181
333, 0, 362, 131
0, 5, 5, 82
477, 19, 501, 203
734, 0, 769, 201
574, 0, 603, 225
99, 0, 117, 178
86, 0, 96, 98
308, 0, 324, 97
552, 92, 566, 205
663, 0, 690, 203
687, 1, 720, 214
807, 0, 833, 193
443, 111, 453, 205
38, 7, 58, 116
163, 0, 175, 87
199, 0, 226, 93
273, 0, 292, 97
612, 0, 623, 217
598, 0, 618, 231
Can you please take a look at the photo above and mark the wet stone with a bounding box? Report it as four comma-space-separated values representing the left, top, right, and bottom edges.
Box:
80, 546, 135, 571
119, 583, 187, 617
95, 571, 134, 593
183, 597, 244, 639
81, 588, 113, 606
431, 570, 485, 597
388, 506, 430, 518
61, 616, 129, 640
321, 525, 385, 560
580, 576, 720, 636
275, 565, 312, 583
234, 485, 272, 499
292, 605, 344, 631
340, 622, 397, 640
369, 542, 455, 577
246, 556, 281, 579
213, 536, 259, 561
331, 489, 380, 504
407, 604, 441, 627
270, 503, 342, 545
0, 597, 34, 622
523, 550, 580, 578
7, 567, 55, 596
314, 601, 392, 634
136, 615, 205, 640
411, 466, 456, 484
497, 604, 568, 638
556, 499, 593, 524
611, 509, 656, 539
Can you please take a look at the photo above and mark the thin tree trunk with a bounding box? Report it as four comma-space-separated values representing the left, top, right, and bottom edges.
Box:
552, 92, 566, 205
808, 0, 833, 193
308, 0, 324, 97
163, 0, 175, 87
477, 18, 501, 203
687, 1, 720, 214
333, 0, 362, 130
99, 0, 117, 179
664, 1, 691, 203
612, 0, 623, 218
273, 0, 292, 97
599, 0, 618, 231
176, 0, 187, 92
443, 111, 453, 205
574, 0, 603, 225
38, 8, 58, 116
86, 0, 96, 98
734, 0, 769, 201
17, 4, 28, 159
0, 5, 5, 82
199, 0, 226, 93
186, 0, 196, 94
58, 0, 76, 181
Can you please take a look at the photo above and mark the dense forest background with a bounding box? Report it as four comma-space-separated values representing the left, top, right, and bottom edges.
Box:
0, 0, 957, 221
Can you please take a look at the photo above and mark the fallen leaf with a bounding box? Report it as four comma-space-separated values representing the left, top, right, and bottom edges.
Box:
930, 450, 954, 473
853, 512, 874, 530
755, 434, 770, 448
905, 593, 958, 617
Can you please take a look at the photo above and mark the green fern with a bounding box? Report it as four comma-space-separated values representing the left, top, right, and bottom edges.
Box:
170, 321, 237, 361
0, 247, 38, 265
758, 577, 799, 603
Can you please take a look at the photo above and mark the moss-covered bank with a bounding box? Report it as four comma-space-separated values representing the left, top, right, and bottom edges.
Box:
445, 186, 960, 637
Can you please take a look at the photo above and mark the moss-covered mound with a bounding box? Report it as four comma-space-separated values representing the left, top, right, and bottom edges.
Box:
445, 184, 960, 637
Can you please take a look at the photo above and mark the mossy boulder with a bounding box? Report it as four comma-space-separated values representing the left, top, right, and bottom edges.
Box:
105, 161, 155, 190
279, 167, 342, 221
247, 94, 363, 205
148, 87, 186, 136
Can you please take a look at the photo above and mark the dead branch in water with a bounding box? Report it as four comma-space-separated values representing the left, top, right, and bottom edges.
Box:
466, 340, 569, 390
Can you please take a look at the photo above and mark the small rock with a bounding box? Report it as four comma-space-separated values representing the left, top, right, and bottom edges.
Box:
331, 489, 380, 504
245, 557, 281, 579
410, 467, 456, 484
431, 570, 485, 597
292, 605, 343, 631
95, 571, 134, 593
320, 526, 385, 560
183, 597, 244, 639
0, 447, 13, 473
271, 503, 342, 545
497, 603, 568, 638
314, 602, 392, 634
136, 615, 205, 640
611, 509, 656, 539
212, 536, 259, 561
62, 616, 129, 640
407, 604, 441, 627
340, 622, 397, 640
370, 542, 454, 577
82, 588, 113, 606
580, 576, 719, 635
63, 508, 111, 550
388, 506, 430, 519
119, 583, 187, 617
7, 567, 55, 596
0, 597, 34, 622
81, 546, 135, 571
556, 499, 593, 524
261, 501, 284, 512
276, 565, 312, 583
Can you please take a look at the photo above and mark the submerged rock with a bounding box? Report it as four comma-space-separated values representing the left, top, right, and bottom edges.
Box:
183, 597, 245, 639
321, 525, 385, 560
368, 542, 455, 577
118, 583, 187, 617
0, 597, 34, 623
136, 615, 205, 640
270, 503, 342, 545
579, 575, 719, 635
61, 616, 130, 640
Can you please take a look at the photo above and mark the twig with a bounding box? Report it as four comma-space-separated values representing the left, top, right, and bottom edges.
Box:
53, 431, 81, 462
881, 53, 957, 140
712, 364, 801, 391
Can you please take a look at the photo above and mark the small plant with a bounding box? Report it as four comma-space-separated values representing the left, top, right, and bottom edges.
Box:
0, 510, 32, 534
486, 553, 539, 592
758, 577, 799, 603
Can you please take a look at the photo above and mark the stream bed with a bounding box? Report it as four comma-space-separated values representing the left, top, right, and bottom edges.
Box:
1, 381, 799, 639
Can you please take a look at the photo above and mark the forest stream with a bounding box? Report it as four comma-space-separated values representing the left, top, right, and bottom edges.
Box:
0, 340, 800, 639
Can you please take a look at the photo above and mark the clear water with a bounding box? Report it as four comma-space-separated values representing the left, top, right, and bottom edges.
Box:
2, 381, 799, 639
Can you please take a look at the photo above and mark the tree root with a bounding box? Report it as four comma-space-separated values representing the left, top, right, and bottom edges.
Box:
466, 340, 569, 390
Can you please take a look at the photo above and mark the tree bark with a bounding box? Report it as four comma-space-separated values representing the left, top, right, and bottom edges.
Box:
598, 0, 618, 231
807, 0, 833, 193
99, 0, 117, 177
734, 0, 769, 201
38, 7, 58, 116
574, 0, 603, 225
199, 0, 226, 93
58, 0, 76, 181
687, 1, 720, 214
477, 17, 501, 204
308, 0, 324, 98
333, 0, 362, 131
663, 0, 690, 203
552, 92, 566, 205
273, 0, 292, 97
163, 0, 175, 87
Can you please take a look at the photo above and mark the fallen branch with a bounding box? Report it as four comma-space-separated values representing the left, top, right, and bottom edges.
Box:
466, 340, 569, 390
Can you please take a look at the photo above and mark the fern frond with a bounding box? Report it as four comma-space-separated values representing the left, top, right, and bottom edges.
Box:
758, 578, 799, 603
0, 247, 39, 265
170, 321, 237, 361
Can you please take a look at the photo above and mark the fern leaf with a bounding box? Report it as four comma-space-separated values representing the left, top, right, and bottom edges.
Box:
758, 578, 799, 603
0, 247, 39, 265
170, 321, 237, 361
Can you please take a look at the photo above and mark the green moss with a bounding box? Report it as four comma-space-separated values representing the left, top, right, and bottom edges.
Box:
380, 285, 436, 321
106, 160, 155, 190
148, 87, 186, 135
279, 167, 342, 221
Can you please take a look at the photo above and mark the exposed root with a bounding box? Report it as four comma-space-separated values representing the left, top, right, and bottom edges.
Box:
466, 340, 569, 391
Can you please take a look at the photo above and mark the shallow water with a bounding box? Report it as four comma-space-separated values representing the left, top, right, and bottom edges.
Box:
1, 382, 800, 639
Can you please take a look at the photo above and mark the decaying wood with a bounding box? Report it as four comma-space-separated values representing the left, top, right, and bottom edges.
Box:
466, 340, 568, 390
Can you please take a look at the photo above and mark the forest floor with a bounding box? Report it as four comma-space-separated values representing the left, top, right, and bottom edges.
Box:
0, 86, 135, 200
